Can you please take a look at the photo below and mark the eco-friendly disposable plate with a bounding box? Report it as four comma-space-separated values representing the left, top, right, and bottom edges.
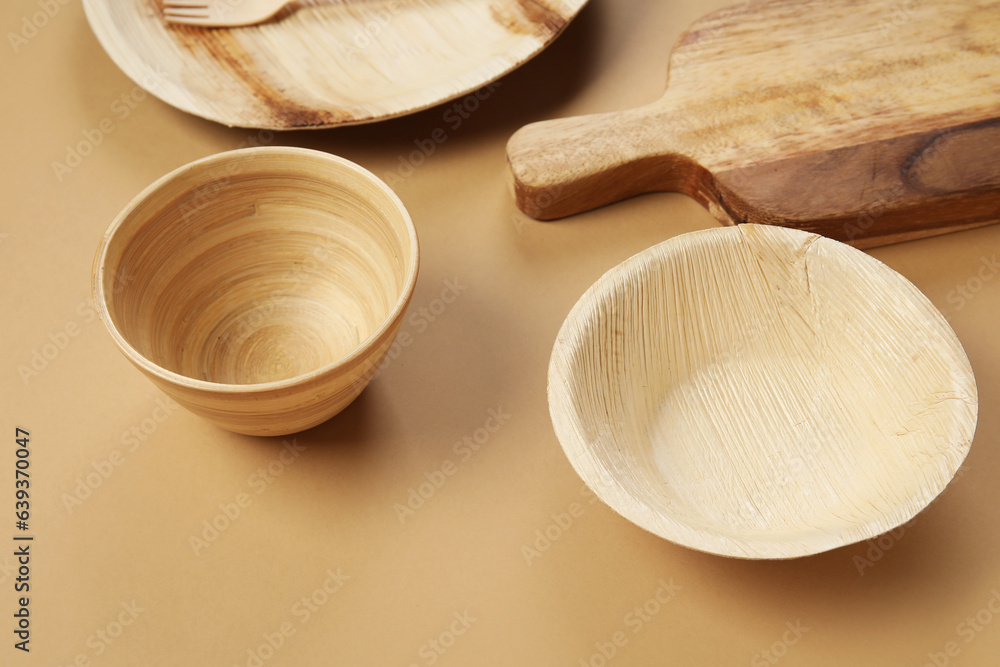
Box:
548, 224, 978, 559
83, 0, 588, 129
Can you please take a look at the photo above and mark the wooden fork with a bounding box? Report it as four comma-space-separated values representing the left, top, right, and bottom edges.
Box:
162, 0, 308, 28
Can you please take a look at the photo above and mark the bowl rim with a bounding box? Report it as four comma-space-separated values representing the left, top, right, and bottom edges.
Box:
548, 224, 978, 559
92, 146, 420, 393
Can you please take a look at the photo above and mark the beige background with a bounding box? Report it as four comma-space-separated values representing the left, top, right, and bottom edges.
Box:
3, 0, 1000, 665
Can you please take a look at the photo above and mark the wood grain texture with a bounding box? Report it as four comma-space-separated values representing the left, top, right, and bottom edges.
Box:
548, 224, 977, 558
83, 0, 587, 129
508, 0, 1000, 248
93, 147, 419, 436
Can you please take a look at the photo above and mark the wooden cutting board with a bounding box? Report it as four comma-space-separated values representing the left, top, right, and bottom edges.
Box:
507, 0, 1000, 247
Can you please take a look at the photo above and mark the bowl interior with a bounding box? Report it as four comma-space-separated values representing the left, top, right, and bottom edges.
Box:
549, 224, 977, 558
100, 150, 415, 386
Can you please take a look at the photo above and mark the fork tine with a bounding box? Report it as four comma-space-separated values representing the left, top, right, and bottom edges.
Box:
161, 0, 210, 7
163, 10, 211, 20
162, 16, 216, 25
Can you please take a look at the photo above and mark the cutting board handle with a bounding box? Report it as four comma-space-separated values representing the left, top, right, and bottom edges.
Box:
506, 107, 715, 221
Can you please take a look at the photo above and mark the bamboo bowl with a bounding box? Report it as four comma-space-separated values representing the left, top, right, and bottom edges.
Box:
549, 224, 977, 559
93, 147, 418, 436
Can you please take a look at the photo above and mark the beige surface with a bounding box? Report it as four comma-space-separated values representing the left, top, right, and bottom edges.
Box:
2, 0, 999, 665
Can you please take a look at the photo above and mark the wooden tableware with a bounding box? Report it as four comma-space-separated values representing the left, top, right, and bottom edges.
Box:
162, 0, 314, 28
83, 0, 588, 129
548, 224, 977, 558
508, 0, 1000, 248
93, 147, 419, 436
